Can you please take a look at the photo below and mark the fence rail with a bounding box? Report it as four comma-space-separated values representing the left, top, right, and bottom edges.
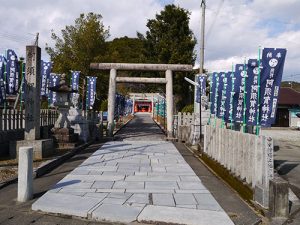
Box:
0, 109, 101, 132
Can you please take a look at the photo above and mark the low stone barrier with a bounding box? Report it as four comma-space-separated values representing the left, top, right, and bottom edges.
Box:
0, 129, 24, 156
203, 124, 274, 208
174, 111, 210, 144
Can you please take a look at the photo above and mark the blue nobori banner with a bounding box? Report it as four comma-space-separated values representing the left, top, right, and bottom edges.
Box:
260, 48, 287, 126
71, 71, 80, 91
209, 72, 218, 115
213, 73, 220, 116
86, 76, 97, 109
245, 59, 261, 126
21, 62, 26, 101
115, 93, 126, 117
71, 71, 80, 107
48, 73, 60, 106
6, 49, 19, 94
196, 74, 206, 103
224, 72, 233, 122
0, 55, 6, 103
125, 99, 133, 115
232, 64, 247, 123
217, 72, 226, 118
40, 61, 52, 97
218, 72, 227, 119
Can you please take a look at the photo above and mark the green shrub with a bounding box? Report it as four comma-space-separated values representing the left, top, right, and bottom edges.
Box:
100, 99, 108, 111
181, 104, 194, 113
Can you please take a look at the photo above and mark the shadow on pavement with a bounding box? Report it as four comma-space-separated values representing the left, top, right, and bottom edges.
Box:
275, 160, 300, 175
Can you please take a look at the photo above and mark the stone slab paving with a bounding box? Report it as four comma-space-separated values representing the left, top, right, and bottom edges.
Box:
32, 140, 234, 225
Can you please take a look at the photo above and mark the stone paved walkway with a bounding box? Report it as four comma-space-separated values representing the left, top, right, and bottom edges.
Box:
32, 114, 234, 225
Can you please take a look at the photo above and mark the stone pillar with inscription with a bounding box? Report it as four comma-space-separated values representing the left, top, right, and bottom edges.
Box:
9, 46, 53, 160
25, 46, 41, 140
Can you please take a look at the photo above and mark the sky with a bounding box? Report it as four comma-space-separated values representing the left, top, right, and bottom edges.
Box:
0, 0, 299, 81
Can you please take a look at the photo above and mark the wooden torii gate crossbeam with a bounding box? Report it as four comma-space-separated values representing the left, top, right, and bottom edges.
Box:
90, 63, 193, 138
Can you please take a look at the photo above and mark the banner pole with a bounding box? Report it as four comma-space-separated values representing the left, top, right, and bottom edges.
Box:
48, 75, 51, 109
242, 58, 247, 133
85, 77, 88, 114
3, 50, 7, 110
221, 73, 225, 128
208, 73, 212, 125
230, 63, 234, 130
214, 74, 219, 128
256, 46, 262, 135
19, 62, 24, 111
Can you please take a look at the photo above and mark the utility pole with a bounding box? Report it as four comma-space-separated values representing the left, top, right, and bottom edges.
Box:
194, 0, 206, 113
199, 0, 206, 74
198, 0, 206, 143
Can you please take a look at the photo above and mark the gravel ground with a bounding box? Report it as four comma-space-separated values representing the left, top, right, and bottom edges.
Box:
0, 160, 45, 183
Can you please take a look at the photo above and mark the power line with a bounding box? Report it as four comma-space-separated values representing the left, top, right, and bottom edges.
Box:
0, 31, 33, 40
0, 31, 35, 45
205, 0, 224, 39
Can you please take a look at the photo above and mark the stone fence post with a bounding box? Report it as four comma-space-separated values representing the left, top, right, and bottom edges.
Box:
18, 147, 33, 202
269, 176, 289, 218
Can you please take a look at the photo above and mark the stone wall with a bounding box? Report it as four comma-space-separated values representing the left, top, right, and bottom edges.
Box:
203, 124, 274, 208
0, 125, 53, 157
0, 129, 24, 157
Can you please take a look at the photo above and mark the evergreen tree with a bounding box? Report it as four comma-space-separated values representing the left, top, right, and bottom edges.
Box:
138, 4, 197, 109
47, 12, 109, 75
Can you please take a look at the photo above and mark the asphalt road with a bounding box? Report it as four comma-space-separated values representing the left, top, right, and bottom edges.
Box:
261, 129, 300, 196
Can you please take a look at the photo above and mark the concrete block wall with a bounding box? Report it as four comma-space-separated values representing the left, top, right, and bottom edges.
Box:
203, 124, 274, 208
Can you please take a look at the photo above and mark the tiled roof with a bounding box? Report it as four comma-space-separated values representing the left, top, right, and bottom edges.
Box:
278, 87, 300, 105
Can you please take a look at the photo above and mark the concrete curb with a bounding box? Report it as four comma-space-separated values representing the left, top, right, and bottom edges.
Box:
0, 141, 94, 190
34, 141, 93, 178
113, 115, 135, 136
183, 143, 263, 225
152, 118, 167, 135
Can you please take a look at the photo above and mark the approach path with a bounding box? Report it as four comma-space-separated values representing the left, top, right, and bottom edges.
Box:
32, 114, 234, 225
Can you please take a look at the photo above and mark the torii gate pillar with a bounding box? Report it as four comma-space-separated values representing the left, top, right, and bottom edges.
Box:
165, 70, 173, 138
107, 69, 117, 136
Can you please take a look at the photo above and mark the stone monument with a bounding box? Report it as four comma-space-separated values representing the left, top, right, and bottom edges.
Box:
9, 46, 53, 159
67, 107, 90, 143
49, 74, 79, 149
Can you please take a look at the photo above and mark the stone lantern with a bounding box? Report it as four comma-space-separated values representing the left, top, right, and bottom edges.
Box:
48, 74, 78, 149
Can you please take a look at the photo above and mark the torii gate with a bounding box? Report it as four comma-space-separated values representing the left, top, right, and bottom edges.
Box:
90, 63, 193, 138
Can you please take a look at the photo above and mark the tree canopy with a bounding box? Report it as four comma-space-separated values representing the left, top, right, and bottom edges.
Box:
47, 12, 109, 75
47, 5, 197, 110
140, 4, 196, 65
97, 36, 145, 63
139, 4, 197, 108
